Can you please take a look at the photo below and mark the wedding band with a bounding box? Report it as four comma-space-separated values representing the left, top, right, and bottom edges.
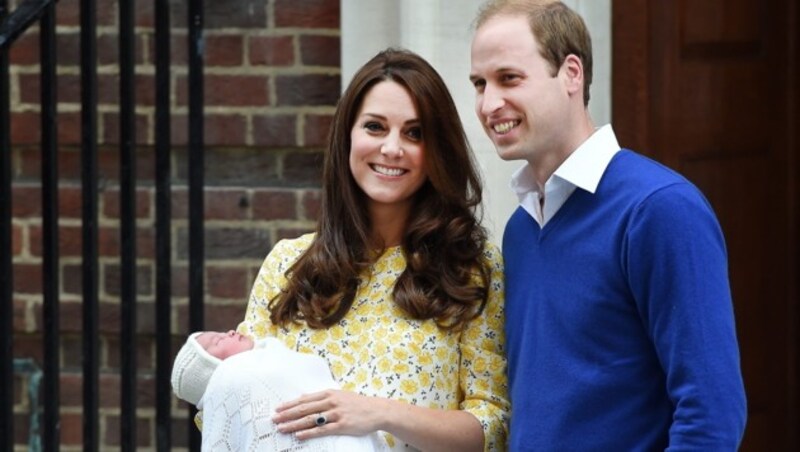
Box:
314, 413, 327, 427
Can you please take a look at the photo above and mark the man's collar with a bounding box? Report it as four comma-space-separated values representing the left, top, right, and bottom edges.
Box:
509, 124, 620, 195
553, 124, 620, 194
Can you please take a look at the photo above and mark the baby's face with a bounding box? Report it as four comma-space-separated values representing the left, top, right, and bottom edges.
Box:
196, 331, 254, 359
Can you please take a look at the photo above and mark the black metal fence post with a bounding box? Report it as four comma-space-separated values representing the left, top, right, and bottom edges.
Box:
39, 2, 60, 450
188, 2, 205, 327
0, 0, 14, 445
119, 0, 138, 450
188, 0, 205, 446
188, 5, 205, 316
79, 0, 100, 450
154, 0, 172, 449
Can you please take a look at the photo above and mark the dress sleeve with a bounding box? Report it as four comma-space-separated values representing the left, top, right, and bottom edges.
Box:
458, 243, 510, 452
625, 183, 747, 448
237, 237, 305, 339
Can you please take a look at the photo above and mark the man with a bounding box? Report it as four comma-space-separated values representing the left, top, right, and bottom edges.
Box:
469, 1, 747, 450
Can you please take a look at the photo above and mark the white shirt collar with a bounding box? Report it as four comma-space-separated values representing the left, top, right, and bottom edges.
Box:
509, 124, 621, 226
553, 124, 620, 194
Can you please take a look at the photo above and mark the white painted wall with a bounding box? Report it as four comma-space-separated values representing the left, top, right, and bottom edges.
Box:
342, 0, 610, 245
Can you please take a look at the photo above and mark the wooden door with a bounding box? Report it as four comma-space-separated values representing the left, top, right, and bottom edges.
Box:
612, 0, 798, 450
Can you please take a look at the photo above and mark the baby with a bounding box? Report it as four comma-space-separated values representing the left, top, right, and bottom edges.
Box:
171, 330, 386, 452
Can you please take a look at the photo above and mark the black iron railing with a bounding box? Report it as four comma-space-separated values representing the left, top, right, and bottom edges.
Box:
187, 0, 206, 449
0, 0, 14, 446
0, 0, 207, 449
154, 0, 173, 449
118, 0, 137, 449
38, 2, 58, 451
79, 1, 100, 450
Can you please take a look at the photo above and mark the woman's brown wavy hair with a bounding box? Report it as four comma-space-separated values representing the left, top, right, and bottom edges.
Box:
269, 48, 490, 331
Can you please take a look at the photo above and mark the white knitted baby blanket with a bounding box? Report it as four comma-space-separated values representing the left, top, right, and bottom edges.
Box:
199, 337, 387, 452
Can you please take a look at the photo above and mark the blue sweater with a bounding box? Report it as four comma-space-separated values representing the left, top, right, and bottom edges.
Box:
503, 151, 746, 451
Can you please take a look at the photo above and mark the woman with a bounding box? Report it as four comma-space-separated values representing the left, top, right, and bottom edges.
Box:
237, 48, 508, 452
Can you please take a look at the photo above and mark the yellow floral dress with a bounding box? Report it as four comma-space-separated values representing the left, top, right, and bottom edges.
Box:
237, 234, 509, 451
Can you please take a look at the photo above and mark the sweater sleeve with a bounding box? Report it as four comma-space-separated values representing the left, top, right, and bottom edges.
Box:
624, 183, 746, 449
458, 243, 510, 452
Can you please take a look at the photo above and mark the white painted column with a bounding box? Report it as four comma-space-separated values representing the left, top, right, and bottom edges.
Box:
342, 0, 610, 244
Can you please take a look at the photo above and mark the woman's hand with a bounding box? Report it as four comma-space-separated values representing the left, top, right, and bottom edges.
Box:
273, 389, 484, 452
272, 389, 386, 440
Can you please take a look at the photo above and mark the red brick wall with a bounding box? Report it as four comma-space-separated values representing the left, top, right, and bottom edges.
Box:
7, 0, 339, 449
